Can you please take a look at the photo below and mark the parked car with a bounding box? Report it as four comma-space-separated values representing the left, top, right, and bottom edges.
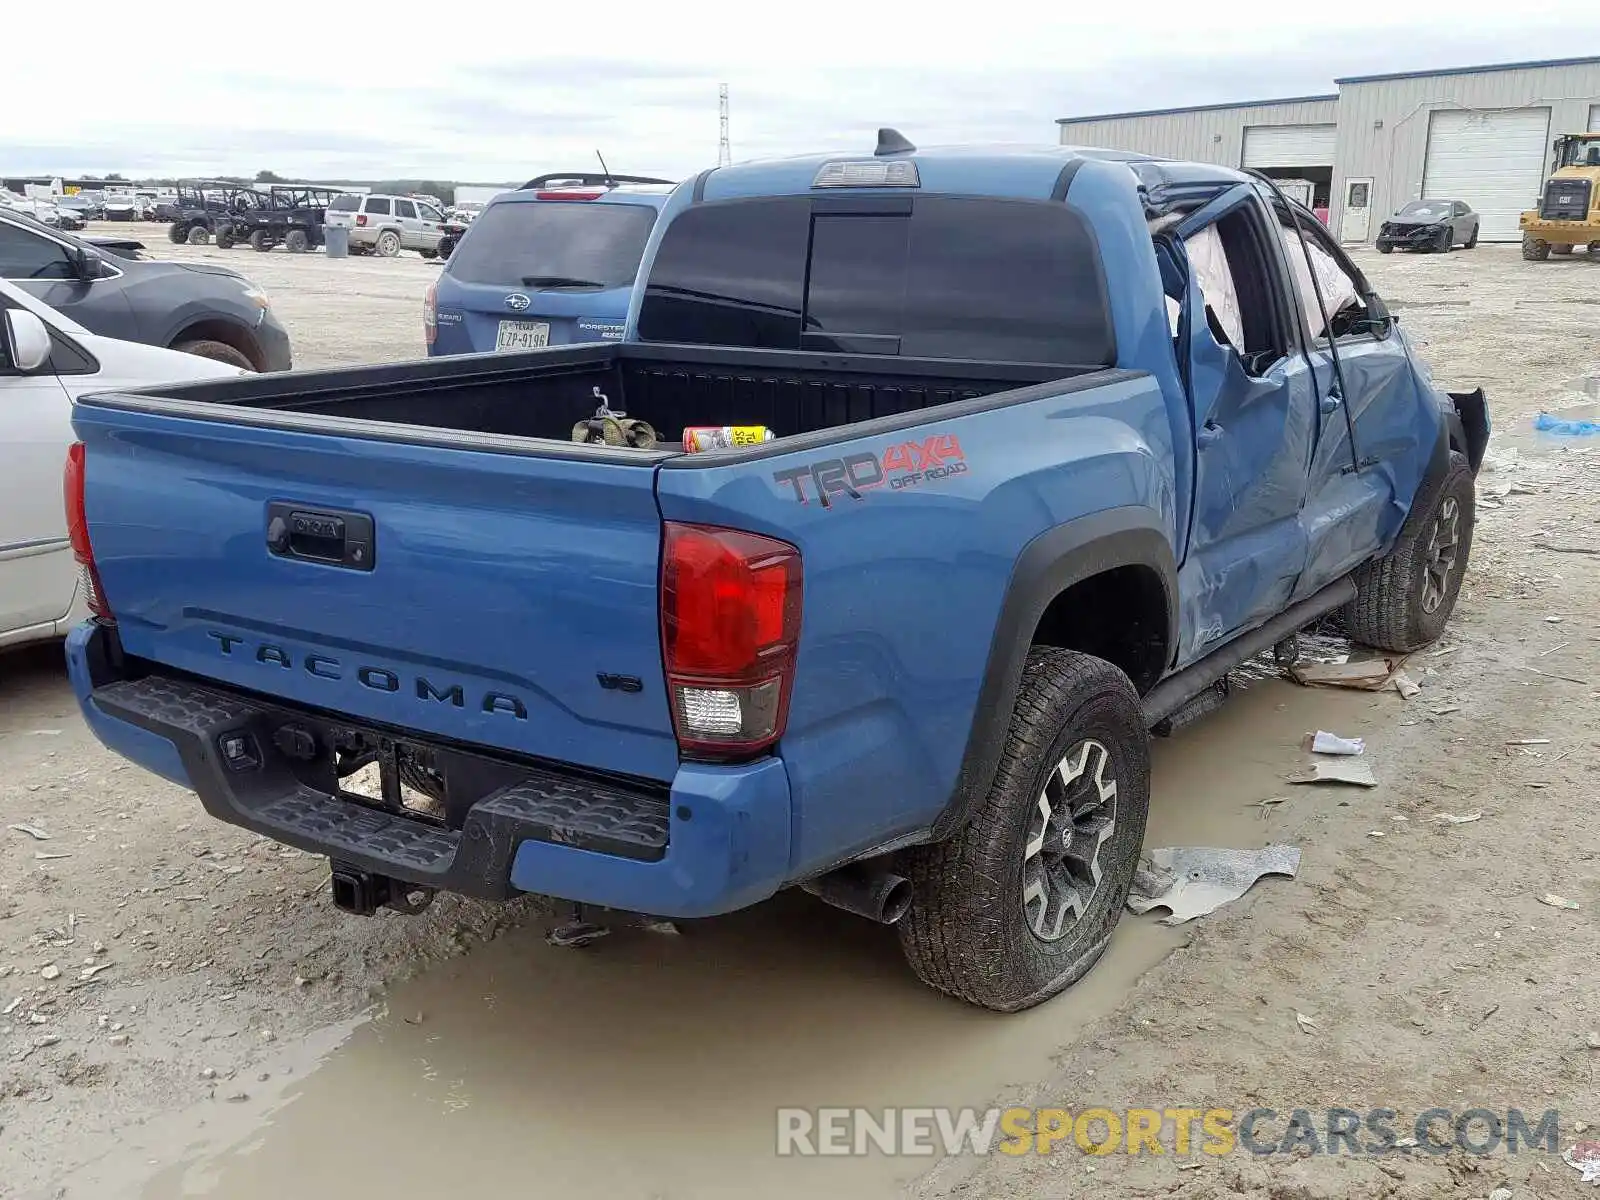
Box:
101, 194, 141, 221
55, 195, 100, 225
427, 172, 676, 354
0, 276, 243, 652
1376, 199, 1480, 253
62, 136, 1487, 1012
0, 193, 78, 230
323, 193, 448, 258
0, 208, 292, 371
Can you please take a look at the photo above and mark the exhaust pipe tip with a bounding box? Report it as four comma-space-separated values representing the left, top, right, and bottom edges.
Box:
802, 864, 913, 925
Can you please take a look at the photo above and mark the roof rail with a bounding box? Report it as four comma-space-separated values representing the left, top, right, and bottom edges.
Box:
519, 172, 675, 190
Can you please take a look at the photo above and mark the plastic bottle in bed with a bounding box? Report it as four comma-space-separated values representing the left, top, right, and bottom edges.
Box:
682, 426, 777, 452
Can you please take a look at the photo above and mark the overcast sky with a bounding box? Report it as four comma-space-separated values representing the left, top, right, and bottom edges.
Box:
6, 2, 1599, 182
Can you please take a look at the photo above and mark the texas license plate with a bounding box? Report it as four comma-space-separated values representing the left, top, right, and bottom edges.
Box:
495, 320, 550, 351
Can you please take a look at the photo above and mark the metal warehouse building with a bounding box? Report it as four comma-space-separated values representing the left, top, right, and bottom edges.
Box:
1058, 56, 1600, 244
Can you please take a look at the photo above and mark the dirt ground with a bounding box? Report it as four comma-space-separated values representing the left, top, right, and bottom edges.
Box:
3, 233, 1599, 1199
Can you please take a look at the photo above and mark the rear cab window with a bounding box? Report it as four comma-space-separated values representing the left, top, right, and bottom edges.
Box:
329, 195, 360, 212
445, 200, 659, 289
637, 195, 1115, 366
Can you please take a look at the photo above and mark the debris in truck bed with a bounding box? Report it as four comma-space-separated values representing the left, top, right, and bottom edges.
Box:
1126, 845, 1301, 925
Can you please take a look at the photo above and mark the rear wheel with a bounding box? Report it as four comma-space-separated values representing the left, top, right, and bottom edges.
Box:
1588, 241, 1600, 262
285, 229, 310, 253
214, 228, 235, 249
249, 230, 271, 252
173, 339, 254, 371
1343, 451, 1475, 652
376, 230, 401, 257
1464, 225, 1479, 249
1522, 235, 1551, 261
1377, 243, 1394, 254
168, 222, 187, 244
186, 226, 210, 246
897, 648, 1150, 1012
420, 248, 439, 260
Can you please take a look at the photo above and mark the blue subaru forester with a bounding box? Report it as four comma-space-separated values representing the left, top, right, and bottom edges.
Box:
426, 172, 677, 355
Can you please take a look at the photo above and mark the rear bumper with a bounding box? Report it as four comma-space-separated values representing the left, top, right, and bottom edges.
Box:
67, 623, 792, 918
1518, 217, 1600, 242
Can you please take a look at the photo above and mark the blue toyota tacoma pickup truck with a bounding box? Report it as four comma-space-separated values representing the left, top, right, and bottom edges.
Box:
62, 133, 1488, 1012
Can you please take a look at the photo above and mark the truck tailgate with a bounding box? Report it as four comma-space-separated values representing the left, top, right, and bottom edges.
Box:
72, 401, 679, 782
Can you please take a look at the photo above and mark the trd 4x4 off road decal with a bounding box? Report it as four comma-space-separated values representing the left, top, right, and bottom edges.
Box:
772, 434, 968, 507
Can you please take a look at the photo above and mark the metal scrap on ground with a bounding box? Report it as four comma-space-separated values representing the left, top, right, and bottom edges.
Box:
1289, 656, 1407, 690
1126, 845, 1301, 925
1288, 758, 1378, 787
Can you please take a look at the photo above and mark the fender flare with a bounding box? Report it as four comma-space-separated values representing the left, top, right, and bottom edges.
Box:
929, 506, 1178, 840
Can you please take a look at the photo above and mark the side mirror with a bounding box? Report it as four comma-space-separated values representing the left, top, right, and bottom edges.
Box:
69, 247, 107, 281
4, 310, 53, 372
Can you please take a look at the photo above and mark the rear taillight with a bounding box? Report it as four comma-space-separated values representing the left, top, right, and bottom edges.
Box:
661, 523, 802, 760
356, 213, 368, 226
423, 281, 437, 346
63, 442, 112, 621
534, 190, 603, 201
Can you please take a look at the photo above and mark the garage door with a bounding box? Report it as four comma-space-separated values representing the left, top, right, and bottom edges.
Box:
1421, 108, 1550, 241
1590, 103, 1600, 132
1241, 124, 1338, 169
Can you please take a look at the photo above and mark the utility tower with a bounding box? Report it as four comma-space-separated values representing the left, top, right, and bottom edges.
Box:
718, 84, 731, 167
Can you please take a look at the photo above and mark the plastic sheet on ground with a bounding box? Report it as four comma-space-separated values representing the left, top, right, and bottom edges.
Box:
1127, 845, 1301, 925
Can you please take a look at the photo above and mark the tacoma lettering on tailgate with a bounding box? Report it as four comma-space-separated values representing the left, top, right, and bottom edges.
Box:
208, 632, 528, 718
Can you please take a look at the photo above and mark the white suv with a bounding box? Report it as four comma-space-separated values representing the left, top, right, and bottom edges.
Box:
325, 193, 446, 258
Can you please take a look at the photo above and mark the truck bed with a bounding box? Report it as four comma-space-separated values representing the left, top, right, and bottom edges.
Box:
92, 342, 1091, 451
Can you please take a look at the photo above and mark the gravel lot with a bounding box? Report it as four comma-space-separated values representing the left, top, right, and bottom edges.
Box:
3, 232, 1599, 1199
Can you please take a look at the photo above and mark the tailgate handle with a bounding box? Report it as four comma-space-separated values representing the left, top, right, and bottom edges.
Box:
266, 503, 375, 571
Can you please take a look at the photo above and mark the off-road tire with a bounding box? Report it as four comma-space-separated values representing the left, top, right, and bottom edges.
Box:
173, 339, 254, 371
214, 228, 235, 249
897, 648, 1150, 1012
248, 230, 270, 252
1588, 241, 1600, 262
420, 248, 439, 260
1522, 235, 1550, 261
1553, 243, 1574, 256
285, 229, 309, 253
376, 230, 401, 257
1343, 451, 1474, 653
1378, 243, 1394, 254
168, 222, 188, 244
186, 226, 209, 246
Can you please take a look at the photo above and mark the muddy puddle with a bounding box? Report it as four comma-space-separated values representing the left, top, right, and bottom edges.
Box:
55, 673, 1376, 1200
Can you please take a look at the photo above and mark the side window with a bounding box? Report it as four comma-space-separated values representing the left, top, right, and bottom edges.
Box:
1451, 202, 1468, 216
1185, 205, 1290, 376
0, 223, 76, 281
1278, 216, 1373, 343
395, 199, 417, 220
365, 197, 392, 216
419, 204, 442, 222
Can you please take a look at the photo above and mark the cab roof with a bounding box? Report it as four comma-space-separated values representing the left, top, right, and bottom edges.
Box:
694, 138, 1254, 204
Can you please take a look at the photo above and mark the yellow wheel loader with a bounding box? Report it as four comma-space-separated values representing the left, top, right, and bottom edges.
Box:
1520, 133, 1600, 261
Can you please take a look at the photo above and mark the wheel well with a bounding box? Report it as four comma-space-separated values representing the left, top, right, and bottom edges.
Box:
170, 319, 263, 371
1030, 566, 1170, 694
